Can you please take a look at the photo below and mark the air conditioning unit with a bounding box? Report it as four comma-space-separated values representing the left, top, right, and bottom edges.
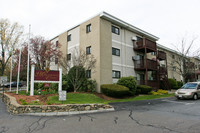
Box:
132, 56, 140, 60
132, 36, 137, 41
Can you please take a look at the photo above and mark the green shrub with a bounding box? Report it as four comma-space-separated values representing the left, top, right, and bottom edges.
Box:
101, 84, 130, 98
38, 83, 44, 90
177, 81, 183, 88
136, 88, 141, 95
137, 85, 152, 94
168, 78, 178, 89
19, 99, 28, 105
117, 76, 137, 95
67, 66, 87, 92
62, 74, 74, 92
80, 79, 97, 92
50, 83, 58, 91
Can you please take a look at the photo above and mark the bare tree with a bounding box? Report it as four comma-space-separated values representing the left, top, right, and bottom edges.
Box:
169, 35, 200, 83
60, 48, 97, 92
0, 19, 23, 76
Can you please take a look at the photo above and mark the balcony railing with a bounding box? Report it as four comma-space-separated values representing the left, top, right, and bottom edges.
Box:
145, 39, 156, 51
159, 66, 167, 75
134, 39, 156, 52
134, 59, 157, 70
157, 51, 166, 60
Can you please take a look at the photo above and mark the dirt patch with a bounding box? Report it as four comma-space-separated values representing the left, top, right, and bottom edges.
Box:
5, 92, 57, 105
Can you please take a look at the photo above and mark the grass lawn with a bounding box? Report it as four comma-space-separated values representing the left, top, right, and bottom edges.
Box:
48, 93, 175, 104
48, 93, 106, 104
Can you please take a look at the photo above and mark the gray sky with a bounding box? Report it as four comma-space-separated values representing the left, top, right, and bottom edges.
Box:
1, 0, 200, 52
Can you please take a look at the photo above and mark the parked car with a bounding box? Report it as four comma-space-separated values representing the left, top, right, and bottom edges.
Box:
4, 82, 23, 88
175, 82, 200, 100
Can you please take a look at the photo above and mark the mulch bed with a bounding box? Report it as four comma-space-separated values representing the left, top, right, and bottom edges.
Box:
4, 92, 117, 105
5, 92, 56, 105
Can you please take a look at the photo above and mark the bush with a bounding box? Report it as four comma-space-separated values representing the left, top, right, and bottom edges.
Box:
49, 83, 58, 91
101, 84, 130, 98
177, 81, 183, 88
80, 79, 96, 92
168, 78, 178, 89
157, 89, 168, 94
117, 76, 137, 95
137, 85, 152, 94
149, 89, 168, 95
62, 74, 74, 92
67, 66, 87, 92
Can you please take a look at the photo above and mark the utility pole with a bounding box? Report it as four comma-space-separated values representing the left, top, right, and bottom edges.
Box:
26, 25, 31, 93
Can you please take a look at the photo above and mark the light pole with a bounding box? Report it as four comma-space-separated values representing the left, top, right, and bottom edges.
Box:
26, 25, 31, 93
16, 43, 22, 94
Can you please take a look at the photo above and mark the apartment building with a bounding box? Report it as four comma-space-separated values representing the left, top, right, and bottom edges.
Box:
50, 12, 170, 92
157, 44, 200, 82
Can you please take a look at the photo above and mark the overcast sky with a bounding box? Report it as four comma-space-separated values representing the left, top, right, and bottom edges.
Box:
1, 0, 200, 52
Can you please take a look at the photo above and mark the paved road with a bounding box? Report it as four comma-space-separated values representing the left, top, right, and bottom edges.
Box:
1, 97, 200, 133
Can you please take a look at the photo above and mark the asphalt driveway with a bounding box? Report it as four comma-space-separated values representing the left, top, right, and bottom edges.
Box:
1, 96, 200, 133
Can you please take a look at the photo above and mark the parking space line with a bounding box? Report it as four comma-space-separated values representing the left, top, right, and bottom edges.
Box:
162, 99, 195, 105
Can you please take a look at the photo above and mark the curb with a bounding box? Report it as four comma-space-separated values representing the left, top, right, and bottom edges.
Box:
22, 108, 115, 116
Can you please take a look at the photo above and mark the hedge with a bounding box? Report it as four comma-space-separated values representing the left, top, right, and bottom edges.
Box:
168, 78, 178, 89
101, 84, 130, 98
137, 85, 152, 94
117, 76, 137, 94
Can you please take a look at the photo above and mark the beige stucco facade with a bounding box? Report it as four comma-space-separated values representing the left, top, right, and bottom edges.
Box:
50, 12, 200, 92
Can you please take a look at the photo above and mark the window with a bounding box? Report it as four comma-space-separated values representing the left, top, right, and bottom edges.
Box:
67, 54, 71, 61
86, 46, 91, 55
56, 41, 58, 47
112, 26, 120, 35
172, 66, 176, 71
55, 58, 58, 64
112, 47, 120, 56
86, 70, 91, 78
86, 24, 91, 33
112, 70, 121, 79
151, 52, 156, 56
172, 54, 175, 59
67, 34, 71, 42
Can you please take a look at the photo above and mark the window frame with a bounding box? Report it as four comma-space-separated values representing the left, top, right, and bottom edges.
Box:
56, 41, 59, 47
112, 70, 121, 79
67, 53, 71, 61
86, 24, 91, 33
112, 47, 120, 56
112, 25, 120, 35
86, 70, 91, 78
86, 46, 91, 55
67, 34, 71, 42
55, 58, 58, 64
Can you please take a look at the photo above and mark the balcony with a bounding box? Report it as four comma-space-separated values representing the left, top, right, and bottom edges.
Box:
157, 51, 166, 60
137, 80, 159, 89
134, 39, 156, 52
159, 66, 167, 75
134, 59, 157, 71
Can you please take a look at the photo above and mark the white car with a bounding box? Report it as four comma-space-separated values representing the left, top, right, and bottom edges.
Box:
175, 82, 200, 100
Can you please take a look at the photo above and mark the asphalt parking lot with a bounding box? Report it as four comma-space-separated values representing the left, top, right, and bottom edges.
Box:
1, 96, 200, 133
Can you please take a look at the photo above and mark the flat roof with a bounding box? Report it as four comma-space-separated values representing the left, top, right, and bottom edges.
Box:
50, 11, 159, 41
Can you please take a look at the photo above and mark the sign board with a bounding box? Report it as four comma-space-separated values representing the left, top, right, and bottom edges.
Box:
30, 65, 62, 96
35, 70, 59, 81
59, 91, 67, 101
